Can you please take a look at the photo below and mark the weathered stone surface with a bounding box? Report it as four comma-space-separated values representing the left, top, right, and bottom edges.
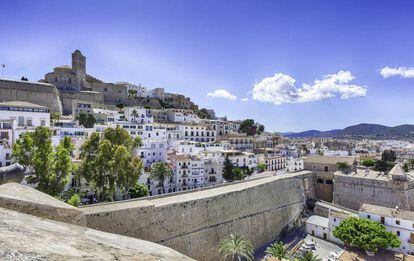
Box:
0, 79, 62, 114
0, 182, 85, 225
0, 207, 193, 261
0, 163, 24, 185
81, 171, 313, 260
333, 171, 414, 211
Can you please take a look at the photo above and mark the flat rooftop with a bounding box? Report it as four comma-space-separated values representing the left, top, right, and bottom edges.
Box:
306, 215, 329, 227
360, 203, 414, 221
335, 168, 414, 181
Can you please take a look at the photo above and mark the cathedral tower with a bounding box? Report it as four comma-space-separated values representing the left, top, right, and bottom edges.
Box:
72, 50, 86, 76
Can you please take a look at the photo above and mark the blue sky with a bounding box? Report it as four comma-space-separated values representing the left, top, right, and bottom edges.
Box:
1, 0, 414, 132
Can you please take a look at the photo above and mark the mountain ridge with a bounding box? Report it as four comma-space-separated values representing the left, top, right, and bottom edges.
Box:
283, 123, 414, 138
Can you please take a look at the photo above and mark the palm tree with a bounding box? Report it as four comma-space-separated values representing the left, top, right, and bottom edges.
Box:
131, 109, 138, 122
296, 251, 321, 261
219, 234, 254, 261
265, 241, 288, 260
149, 162, 173, 194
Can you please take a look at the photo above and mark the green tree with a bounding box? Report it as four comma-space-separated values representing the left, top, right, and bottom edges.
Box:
333, 217, 400, 253
149, 162, 173, 194
408, 158, 414, 169
50, 141, 73, 195
12, 127, 74, 196
258, 124, 265, 134
51, 112, 61, 121
361, 159, 375, 167
12, 132, 34, 168
219, 234, 254, 261
78, 112, 96, 128
403, 162, 409, 172
239, 119, 255, 135
233, 167, 246, 181
265, 241, 288, 260
112, 145, 143, 198
374, 159, 395, 173
67, 194, 81, 207
196, 108, 212, 119
240, 166, 253, 176
336, 162, 350, 173
257, 162, 266, 173
223, 157, 235, 182
77, 127, 143, 201
129, 183, 149, 198
296, 251, 321, 261
381, 150, 397, 162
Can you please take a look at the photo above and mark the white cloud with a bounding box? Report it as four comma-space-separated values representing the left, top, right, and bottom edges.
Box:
207, 89, 237, 100
252, 71, 366, 105
241, 97, 249, 102
379, 66, 414, 79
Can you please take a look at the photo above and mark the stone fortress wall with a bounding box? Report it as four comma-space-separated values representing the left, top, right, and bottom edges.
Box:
333, 172, 414, 211
80, 171, 314, 261
0, 79, 62, 114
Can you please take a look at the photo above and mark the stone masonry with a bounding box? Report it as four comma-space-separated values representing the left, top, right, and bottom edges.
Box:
81, 171, 314, 261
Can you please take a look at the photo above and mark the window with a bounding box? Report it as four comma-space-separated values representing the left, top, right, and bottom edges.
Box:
396, 220, 400, 225
326, 179, 333, 184
317, 178, 323, 184
367, 215, 371, 219
18, 116, 24, 126
324, 166, 329, 172
397, 231, 400, 236
380, 216, 385, 224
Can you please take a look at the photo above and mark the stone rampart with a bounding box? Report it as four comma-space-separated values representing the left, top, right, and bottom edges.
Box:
0, 79, 62, 114
333, 173, 414, 211
81, 171, 313, 260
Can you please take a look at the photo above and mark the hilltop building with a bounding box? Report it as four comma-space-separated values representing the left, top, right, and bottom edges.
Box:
43, 50, 198, 114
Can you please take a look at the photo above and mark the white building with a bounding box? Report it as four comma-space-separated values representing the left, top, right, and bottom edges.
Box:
306, 215, 330, 241
201, 151, 224, 186
286, 157, 304, 172
137, 138, 167, 169
0, 101, 50, 167
166, 109, 200, 124
221, 150, 257, 169
124, 107, 154, 124
359, 204, 414, 255
0, 101, 50, 131
51, 120, 88, 159
169, 153, 206, 192
178, 124, 216, 143
258, 154, 286, 172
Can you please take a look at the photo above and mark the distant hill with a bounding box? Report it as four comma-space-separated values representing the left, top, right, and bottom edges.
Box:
284, 123, 414, 138
282, 129, 341, 138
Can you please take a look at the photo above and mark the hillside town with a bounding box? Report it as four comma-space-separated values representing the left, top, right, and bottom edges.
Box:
3, 51, 414, 261
0, 50, 294, 199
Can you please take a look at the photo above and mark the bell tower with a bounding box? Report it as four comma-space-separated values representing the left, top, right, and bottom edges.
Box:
72, 50, 86, 76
